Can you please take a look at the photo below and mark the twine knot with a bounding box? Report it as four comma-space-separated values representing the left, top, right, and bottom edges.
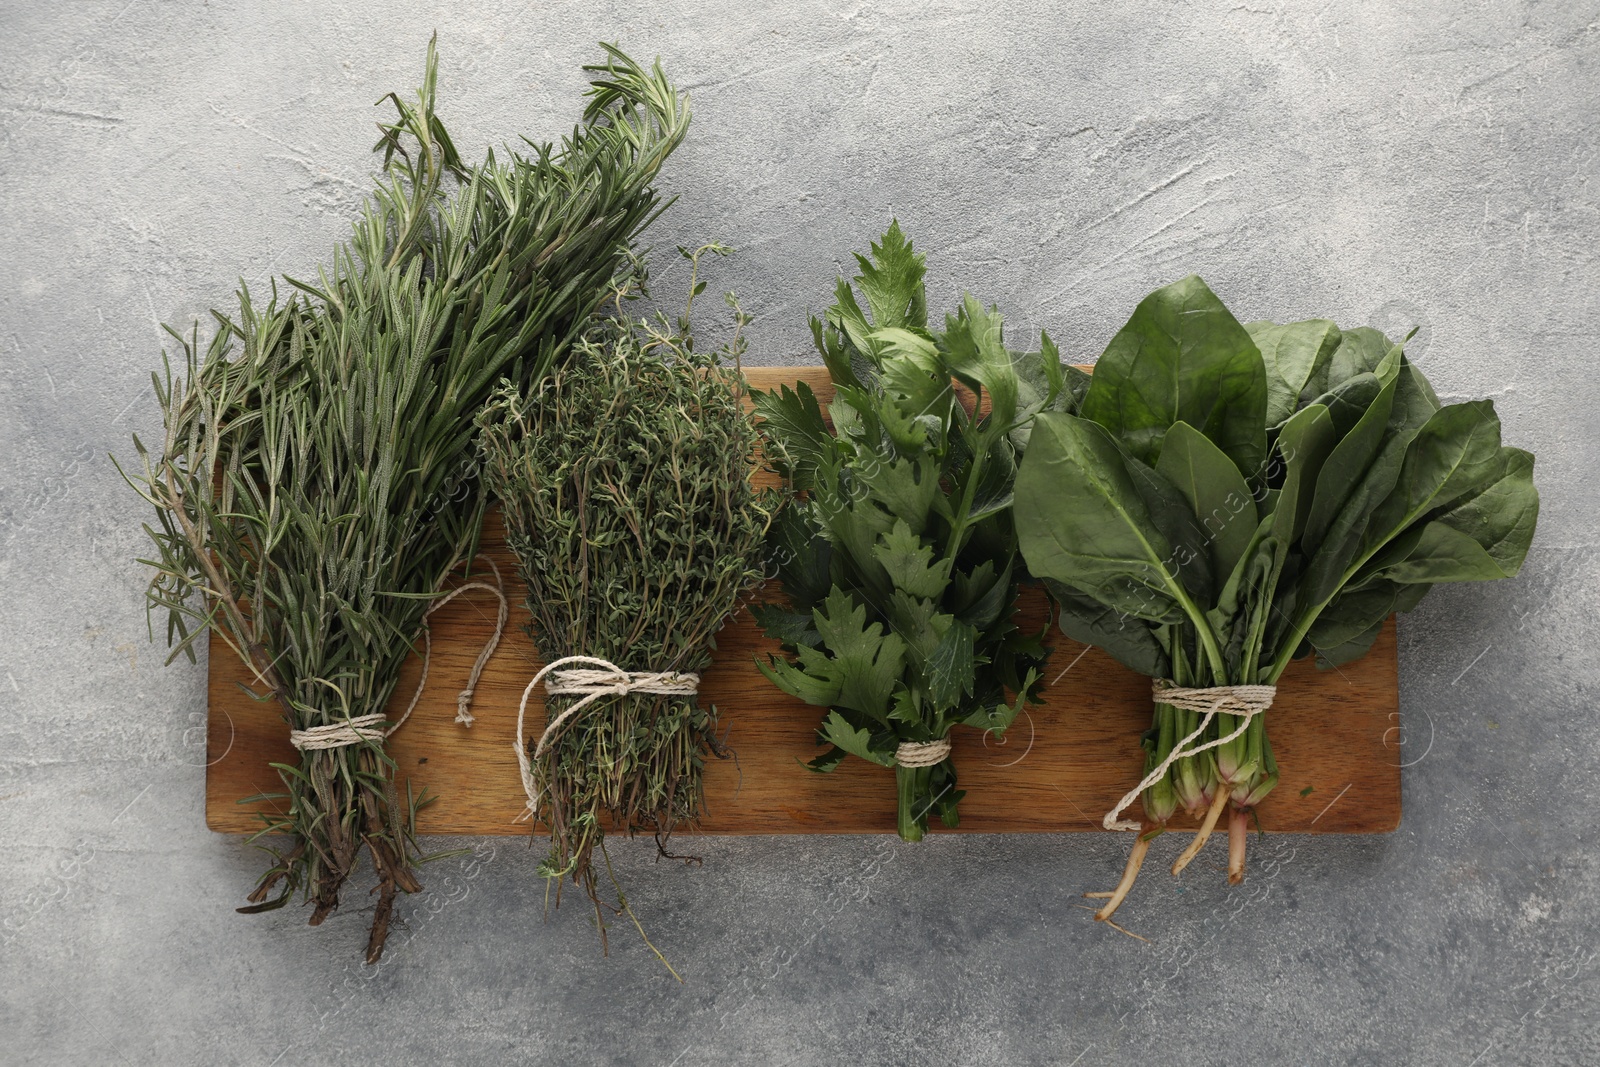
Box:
1100, 681, 1278, 832
514, 655, 701, 821
282, 563, 507, 752
894, 737, 952, 768
418, 569, 509, 729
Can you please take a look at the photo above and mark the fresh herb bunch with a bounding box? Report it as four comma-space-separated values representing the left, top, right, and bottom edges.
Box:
1015, 275, 1538, 918
479, 249, 772, 967
118, 39, 690, 962
753, 222, 1084, 841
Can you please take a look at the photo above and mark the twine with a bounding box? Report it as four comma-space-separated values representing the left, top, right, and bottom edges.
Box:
287, 561, 508, 752
413, 559, 510, 729
514, 655, 700, 821
1100, 681, 1277, 831
289, 714, 388, 751
895, 737, 952, 768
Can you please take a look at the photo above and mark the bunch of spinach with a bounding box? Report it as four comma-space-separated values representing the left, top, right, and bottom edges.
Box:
1015, 275, 1538, 917
753, 222, 1085, 840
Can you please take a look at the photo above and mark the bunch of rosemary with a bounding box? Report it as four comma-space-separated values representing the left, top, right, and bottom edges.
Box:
478, 250, 772, 964
119, 39, 689, 961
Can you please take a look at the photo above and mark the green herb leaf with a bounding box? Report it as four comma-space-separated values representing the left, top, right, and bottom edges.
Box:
810, 589, 909, 720
1248, 318, 1340, 428
1155, 420, 1257, 594
1271, 402, 1337, 545
1301, 372, 1399, 558
819, 710, 895, 767
873, 520, 950, 599
1045, 578, 1171, 679
1081, 274, 1268, 475
1327, 326, 1394, 382
852, 220, 928, 333
943, 295, 1022, 432
1016, 412, 1204, 630
925, 617, 980, 709
752, 381, 831, 492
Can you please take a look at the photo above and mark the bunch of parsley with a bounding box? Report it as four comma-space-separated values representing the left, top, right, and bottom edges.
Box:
752, 222, 1085, 840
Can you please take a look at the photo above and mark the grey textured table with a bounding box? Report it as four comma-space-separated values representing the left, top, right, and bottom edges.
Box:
3, 3, 1596, 1064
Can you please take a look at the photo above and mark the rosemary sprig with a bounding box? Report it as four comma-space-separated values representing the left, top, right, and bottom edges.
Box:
117, 38, 690, 962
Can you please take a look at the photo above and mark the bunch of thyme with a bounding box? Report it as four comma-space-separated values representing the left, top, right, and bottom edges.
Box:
118, 39, 690, 961
478, 249, 773, 967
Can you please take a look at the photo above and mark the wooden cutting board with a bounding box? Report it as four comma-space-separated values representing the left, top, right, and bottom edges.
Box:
205, 367, 1402, 836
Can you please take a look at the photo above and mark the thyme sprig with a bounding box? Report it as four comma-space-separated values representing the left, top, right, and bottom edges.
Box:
479, 250, 773, 963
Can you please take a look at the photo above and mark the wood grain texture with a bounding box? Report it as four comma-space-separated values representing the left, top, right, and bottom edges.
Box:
206, 367, 1401, 836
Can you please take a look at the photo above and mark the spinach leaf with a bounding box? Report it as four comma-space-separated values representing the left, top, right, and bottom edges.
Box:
1307, 581, 1431, 667
1247, 318, 1340, 428
1045, 578, 1172, 678
1081, 275, 1268, 475
1015, 412, 1201, 626
1271, 402, 1337, 545
1301, 372, 1398, 557
1156, 420, 1258, 594
1356, 446, 1537, 585
1326, 325, 1393, 382
1306, 371, 1385, 439
1360, 400, 1507, 555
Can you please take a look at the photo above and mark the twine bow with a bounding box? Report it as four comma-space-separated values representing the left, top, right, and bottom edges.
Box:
1100, 681, 1277, 831
514, 655, 701, 821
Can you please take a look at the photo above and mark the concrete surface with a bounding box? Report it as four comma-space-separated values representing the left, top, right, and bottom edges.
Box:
3, 2, 1597, 1064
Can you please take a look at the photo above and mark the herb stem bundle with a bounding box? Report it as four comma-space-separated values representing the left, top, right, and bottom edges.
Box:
480, 258, 771, 954
121, 39, 689, 961
754, 222, 1079, 840
1017, 275, 1538, 919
